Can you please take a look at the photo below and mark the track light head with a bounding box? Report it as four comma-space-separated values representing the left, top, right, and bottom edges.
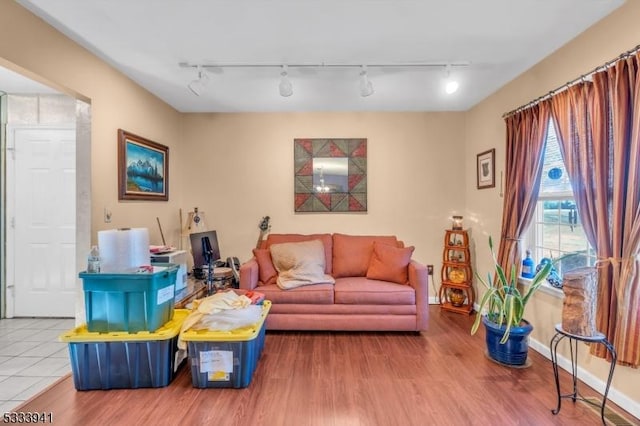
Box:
279, 65, 293, 97
187, 66, 209, 96
444, 64, 459, 94
359, 65, 374, 97
445, 80, 459, 94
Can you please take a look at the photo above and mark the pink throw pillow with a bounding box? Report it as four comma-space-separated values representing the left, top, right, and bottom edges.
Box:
253, 248, 277, 286
332, 234, 399, 278
366, 241, 414, 284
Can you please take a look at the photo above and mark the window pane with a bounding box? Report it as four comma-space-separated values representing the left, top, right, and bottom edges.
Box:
542, 202, 560, 224
541, 122, 572, 194
559, 224, 588, 253
554, 252, 591, 275
541, 222, 559, 249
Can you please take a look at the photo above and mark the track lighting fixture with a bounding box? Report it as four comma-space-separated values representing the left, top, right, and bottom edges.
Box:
279, 65, 293, 97
187, 66, 209, 96
179, 61, 469, 97
359, 65, 374, 97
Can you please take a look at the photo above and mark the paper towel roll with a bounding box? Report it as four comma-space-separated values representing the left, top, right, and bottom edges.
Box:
98, 228, 151, 273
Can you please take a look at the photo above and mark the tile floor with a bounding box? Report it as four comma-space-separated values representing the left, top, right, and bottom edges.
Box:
0, 317, 74, 414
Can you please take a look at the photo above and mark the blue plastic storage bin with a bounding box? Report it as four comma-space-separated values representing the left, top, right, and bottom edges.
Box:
182, 301, 270, 388
59, 309, 188, 390
80, 264, 178, 332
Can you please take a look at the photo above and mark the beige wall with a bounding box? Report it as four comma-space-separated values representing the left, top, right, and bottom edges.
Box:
0, 1, 184, 248
466, 0, 640, 415
180, 112, 465, 269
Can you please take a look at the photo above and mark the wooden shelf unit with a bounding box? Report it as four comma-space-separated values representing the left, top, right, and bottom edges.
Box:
439, 229, 475, 315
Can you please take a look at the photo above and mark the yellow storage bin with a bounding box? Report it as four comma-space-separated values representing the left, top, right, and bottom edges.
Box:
60, 309, 188, 390
181, 301, 270, 388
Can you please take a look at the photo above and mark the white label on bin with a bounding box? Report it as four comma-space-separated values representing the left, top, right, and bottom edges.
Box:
200, 350, 233, 373
157, 285, 175, 305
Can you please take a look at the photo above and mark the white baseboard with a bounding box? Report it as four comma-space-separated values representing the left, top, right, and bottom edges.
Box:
529, 337, 640, 420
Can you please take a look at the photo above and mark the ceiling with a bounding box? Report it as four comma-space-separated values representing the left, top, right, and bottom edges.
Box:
0, 66, 58, 95
10, 0, 625, 112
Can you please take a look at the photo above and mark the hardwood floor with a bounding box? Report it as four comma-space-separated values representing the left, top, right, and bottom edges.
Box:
13, 306, 636, 426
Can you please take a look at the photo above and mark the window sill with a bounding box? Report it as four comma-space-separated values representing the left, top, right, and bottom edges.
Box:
518, 277, 563, 299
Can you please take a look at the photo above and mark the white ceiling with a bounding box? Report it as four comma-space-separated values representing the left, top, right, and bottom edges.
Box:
9, 0, 625, 112
0, 66, 58, 95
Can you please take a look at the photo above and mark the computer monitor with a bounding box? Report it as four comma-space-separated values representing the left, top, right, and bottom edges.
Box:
189, 230, 221, 268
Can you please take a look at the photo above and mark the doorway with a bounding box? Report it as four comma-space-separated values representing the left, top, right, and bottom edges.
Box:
1, 70, 91, 320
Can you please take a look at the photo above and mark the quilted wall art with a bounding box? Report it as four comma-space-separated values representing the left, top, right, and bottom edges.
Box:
294, 138, 367, 212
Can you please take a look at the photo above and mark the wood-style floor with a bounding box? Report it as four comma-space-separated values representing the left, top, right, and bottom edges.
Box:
14, 306, 636, 426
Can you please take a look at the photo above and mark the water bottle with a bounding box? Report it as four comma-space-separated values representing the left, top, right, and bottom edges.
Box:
521, 249, 535, 279
87, 245, 101, 273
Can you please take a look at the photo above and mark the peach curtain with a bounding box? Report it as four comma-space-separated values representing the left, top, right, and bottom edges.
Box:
550, 53, 640, 367
498, 104, 550, 277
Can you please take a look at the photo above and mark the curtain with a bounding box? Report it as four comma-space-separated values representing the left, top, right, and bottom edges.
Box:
497, 104, 550, 276
606, 54, 640, 367
550, 53, 640, 367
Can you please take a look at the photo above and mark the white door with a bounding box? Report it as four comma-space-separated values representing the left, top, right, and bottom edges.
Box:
7, 127, 76, 317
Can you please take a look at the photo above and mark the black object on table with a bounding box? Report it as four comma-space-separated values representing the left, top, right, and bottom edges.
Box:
549, 323, 616, 425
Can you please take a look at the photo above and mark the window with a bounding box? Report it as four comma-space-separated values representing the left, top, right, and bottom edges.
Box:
525, 120, 596, 280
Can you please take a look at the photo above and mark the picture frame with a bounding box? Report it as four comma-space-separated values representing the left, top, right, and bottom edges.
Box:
294, 138, 367, 212
118, 129, 169, 201
476, 148, 495, 189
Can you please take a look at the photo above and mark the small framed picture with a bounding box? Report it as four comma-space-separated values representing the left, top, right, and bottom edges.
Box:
118, 129, 169, 201
477, 148, 495, 189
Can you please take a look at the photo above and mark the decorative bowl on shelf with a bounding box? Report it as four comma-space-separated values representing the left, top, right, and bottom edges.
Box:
449, 289, 466, 307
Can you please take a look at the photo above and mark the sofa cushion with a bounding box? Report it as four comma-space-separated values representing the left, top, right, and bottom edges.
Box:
270, 240, 335, 290
265, 233, 333, 274
252, 248, 277, 286
332, 234, 399, 278
334, 277, 416, 305
366, 241, 415, 284
256, 283, 335, 304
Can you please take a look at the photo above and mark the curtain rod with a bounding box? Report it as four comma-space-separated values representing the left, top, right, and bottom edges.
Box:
502, 43, 640, 119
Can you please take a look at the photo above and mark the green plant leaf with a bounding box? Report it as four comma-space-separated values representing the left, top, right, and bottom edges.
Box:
470, 286, 497, 335
521, 262, 552, 306
501, 295, 516, 343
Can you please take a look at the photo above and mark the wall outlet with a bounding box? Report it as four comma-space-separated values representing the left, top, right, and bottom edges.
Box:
104, 208, 112, 223
426, 264, 433, 275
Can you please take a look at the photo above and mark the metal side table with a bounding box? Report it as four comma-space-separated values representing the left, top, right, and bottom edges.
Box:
550, 324, 616, 425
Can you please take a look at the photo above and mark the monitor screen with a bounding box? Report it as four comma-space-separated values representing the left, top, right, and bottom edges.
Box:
189, 230, 221, 268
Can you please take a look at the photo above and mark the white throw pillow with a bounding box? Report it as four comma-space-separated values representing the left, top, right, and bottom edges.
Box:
269, 239, 335, 290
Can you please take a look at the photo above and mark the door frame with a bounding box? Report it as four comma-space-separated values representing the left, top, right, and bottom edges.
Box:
6, 123, 76, 318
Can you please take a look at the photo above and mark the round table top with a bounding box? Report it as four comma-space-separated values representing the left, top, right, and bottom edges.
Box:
554, 323, 606, 342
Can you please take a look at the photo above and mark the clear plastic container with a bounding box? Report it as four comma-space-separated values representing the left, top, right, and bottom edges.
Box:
87, 245, 101, 273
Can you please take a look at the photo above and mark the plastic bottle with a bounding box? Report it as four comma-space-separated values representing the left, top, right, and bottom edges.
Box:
521, 249, 535, 279
87, 245, 101, 273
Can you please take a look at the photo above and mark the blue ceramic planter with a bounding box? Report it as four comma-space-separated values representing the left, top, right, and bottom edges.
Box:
483, 316, 533, 366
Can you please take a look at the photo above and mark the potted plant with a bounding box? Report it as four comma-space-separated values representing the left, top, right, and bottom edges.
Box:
471, 236, 552, 366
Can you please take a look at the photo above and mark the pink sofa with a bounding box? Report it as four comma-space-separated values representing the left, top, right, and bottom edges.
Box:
239, 233, 429, 331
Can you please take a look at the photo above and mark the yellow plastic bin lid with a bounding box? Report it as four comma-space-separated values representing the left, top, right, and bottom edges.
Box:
59, 309, 189, 342
180, 301, 271, 342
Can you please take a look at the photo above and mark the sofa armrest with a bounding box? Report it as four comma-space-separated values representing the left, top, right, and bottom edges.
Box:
408, 260, 429, 331
239, 257, 259, 290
